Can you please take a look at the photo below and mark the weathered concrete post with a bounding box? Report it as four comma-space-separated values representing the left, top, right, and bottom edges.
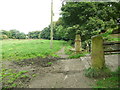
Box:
75, 30, 82, 53
91, 35, 105, 69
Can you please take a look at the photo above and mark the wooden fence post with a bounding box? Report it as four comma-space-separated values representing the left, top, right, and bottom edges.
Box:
91, 35, 105, 69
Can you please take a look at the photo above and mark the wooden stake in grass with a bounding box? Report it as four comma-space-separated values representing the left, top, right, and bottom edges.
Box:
91, 35, 105, 69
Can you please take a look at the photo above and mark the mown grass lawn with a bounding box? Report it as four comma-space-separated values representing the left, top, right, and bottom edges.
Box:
1, 39, 66, 61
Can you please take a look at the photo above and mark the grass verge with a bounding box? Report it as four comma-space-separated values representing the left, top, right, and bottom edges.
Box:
94, 67, 120, 88
1, 39, 66, 61
85, 66, 120, 88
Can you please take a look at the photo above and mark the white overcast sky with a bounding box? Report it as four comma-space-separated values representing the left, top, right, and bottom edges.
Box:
0, 0, 62, 34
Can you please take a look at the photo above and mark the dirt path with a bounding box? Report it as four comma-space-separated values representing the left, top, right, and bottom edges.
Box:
28, 47, 96, 88
56, 47, 69, 58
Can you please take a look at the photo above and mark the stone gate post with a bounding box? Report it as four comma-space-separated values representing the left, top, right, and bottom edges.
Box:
75, 34, 81, 53
91, 35, 105, 69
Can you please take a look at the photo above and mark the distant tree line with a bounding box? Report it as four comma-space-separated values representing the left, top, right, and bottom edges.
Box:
0, 30, 26, 39
0, 30, 41, 40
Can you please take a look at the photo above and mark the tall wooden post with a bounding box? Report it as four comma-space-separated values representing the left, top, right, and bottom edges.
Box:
91, 35, 105, 69
50, 0, 53, 49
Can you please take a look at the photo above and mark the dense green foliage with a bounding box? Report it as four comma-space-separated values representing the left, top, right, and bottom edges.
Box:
40, 26, 51, 39
41, 2, 120, 45
0, 30, 26, 39
28, 31, 41, 39
1, 39, 66, 61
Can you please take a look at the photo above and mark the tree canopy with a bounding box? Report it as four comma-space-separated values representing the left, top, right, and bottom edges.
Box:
41, 2, 120, 42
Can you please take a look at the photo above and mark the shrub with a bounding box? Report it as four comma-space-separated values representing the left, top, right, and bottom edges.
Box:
84, 67, 111, 78
0, 35, 8, 40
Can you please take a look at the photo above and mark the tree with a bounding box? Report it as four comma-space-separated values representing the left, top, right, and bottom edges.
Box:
60, 2, 120, 41
9, 29, 20, 39
0, 35, 8, 40
41, 27, 50, 39
0, 29, 27, 39
40, 2, 120, 44
16, 32, 26, 39
28, 31, 41, 39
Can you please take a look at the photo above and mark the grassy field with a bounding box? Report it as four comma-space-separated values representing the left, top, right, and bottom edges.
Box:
1, 39, 67, 88
1, 39, 119, 88
1, 39, 66, 61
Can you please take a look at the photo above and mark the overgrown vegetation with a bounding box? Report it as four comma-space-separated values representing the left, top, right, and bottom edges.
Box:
85, 66, 120, 88
100, 27, 120, 42
94, 67, 120, 88
106, 36, 120, 41
1, 68, 30, 88
85, 67, 111, 78
1, 39, 66, 61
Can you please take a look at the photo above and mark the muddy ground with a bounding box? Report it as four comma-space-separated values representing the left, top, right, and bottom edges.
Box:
2, 56, 64, 88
